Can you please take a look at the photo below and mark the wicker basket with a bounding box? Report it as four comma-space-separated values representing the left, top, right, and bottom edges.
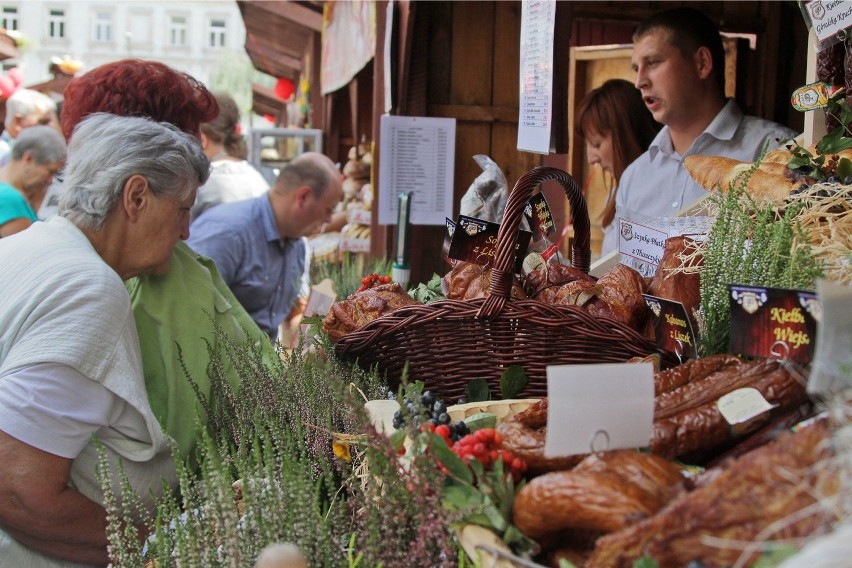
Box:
336, 167, 677, 400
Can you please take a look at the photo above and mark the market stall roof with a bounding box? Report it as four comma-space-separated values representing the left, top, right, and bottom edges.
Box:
27, 73, 73, 97
238, 0, 322, 81
252, 82, 289, 120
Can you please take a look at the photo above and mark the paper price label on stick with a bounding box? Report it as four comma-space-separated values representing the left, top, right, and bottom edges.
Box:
544, 362, 655, 458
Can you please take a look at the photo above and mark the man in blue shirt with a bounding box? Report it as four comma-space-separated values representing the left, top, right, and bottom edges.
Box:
187, 152, 343, 340
603, 7, 797, 254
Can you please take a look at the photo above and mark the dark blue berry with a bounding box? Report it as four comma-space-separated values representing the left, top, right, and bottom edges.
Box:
420, 390, 435, 407
437, 412, 450, 425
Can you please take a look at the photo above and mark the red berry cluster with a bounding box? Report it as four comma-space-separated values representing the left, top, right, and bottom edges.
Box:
357, 273, 392, 292
450, 428, 528, 483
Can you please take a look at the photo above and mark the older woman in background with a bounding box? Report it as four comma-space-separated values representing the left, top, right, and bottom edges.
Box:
577, 79, 660, 251
0, 113, 209, 566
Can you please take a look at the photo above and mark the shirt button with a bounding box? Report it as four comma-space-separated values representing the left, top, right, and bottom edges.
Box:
672, 201, 679, 208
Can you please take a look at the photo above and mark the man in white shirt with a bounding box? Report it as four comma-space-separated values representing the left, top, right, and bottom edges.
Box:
603, 7, 797, 254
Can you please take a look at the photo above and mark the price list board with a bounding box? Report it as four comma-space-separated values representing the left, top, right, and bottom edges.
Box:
378, 115, 456, 226
517, 0, 556, 154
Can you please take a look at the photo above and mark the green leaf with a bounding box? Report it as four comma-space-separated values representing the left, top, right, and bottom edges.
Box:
558, 560, 579, 568
500, 366, 528, 399
466, 379, 491, 402
442, 484, 483, 510
750, 545, 799, 567
389, 429, 407, 451
838, 157, 852, 180
633, 557, 659, 568
482, 503, 508, 531
430, 434, 473, 484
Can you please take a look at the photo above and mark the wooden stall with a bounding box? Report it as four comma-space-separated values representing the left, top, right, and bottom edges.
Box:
240, 1, 809, 287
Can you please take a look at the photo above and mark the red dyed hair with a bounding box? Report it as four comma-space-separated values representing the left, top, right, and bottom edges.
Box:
60, 59, 219, 141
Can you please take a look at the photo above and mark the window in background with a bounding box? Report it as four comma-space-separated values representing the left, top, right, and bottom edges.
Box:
208, 18, 226, 48
1, 6, 17, 31
48, 8, 65, 39
168, 15, 187, 47
94, 10, 113, 42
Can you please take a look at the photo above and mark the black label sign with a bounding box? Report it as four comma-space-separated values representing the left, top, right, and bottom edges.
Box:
523, 192, 556, 242
643, 294, 698, 361
728, 284, 819, 365
448, 215, 532, 272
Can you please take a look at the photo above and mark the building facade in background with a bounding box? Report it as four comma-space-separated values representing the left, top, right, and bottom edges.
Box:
0, 0, 246, 88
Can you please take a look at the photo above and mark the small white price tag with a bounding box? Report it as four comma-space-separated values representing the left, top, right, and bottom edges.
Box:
717, 388, 774, 425
544, 362, 654, 457
304, 278, 337, 317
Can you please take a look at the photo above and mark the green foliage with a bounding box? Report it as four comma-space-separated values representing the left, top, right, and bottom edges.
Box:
312, 253, 393, 299
465, 367, 530, 402
466, 379, 491, 402
698, 182, 823, 355
438, 446, 537, 557
409, 273, 446, 303
207, 48, 276, 118
100, 320, 460, 566
500, 366, 529, 400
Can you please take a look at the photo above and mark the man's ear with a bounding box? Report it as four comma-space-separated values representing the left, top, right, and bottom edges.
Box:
122, 174, 149, 222
694, 46, 714, 81
295, 185, 313, 208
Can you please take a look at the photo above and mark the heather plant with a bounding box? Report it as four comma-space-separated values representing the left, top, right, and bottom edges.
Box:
100, 317, 461, 566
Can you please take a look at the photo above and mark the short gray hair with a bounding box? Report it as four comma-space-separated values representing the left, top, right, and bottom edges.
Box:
4, 88, 56, 130
10, 125, 67, 164
60, 113, 210, 230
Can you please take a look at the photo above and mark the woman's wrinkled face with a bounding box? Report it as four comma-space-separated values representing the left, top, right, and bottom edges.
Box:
142, 185, 195, 276
585, 127, 614, 174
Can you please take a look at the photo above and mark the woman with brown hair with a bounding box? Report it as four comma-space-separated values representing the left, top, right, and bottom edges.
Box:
191, 92, 269, 221
577, 79, 660, 247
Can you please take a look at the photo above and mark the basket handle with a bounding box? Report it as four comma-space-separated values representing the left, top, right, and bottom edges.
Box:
478, 166, 590, 319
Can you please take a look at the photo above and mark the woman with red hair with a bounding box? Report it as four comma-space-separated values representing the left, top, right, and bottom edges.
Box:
0, 59, 275, 566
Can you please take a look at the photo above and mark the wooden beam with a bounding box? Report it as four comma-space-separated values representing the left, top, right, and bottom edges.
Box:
245, 0, 324, 32
428, 103, 518, 123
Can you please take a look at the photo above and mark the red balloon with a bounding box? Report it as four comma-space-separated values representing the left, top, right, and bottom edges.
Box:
0, 75, 15, 98
274, 78, 295, 101
7, 67, 22, 87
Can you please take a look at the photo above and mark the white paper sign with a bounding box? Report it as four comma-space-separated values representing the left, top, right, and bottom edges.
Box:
805, 0, 852, 43
517, 0, 555, 154
617, 218, 668, 277
378, 115, 456, 226
617, 215, 714, 277
544, 362, 655, 457
808, 279, 852, 394
717, 388, 774, 425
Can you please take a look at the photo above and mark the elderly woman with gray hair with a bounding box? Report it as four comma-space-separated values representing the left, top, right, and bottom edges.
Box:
0, 112, 209, 567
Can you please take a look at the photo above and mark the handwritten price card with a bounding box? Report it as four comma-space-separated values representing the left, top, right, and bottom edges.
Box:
643, 294, 698, 361
728, 284, 820, 365
447, 215, 532, 272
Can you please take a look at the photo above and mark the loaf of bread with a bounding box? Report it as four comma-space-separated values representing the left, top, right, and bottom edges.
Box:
524, 263, 594, 301
322, 282, 418, 341
684, 155, 796, 201
441, 261, 526, 300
